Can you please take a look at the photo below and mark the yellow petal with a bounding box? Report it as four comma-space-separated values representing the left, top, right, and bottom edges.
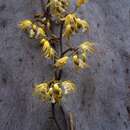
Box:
36, 27, 46, 38
78, 59, 89, 69
54, 56, 69, 68
29, 29, 35, 38
49, 83, 63, 103
47, 0, 69, 18
72, 55, 79, 65
63, 24, 73, 39
76, 18, 89, 32
32, 24, 37, 30
53, 83, 62, 95
48, 87, 53, 96
40, 38, 46, 45
33, 83, 50, 101
80, 41, 95, 54
72, 54, 89, 70
40, 39, 55, 59
64, 14, 76, 25
34, 83, 48, 93
18, 19, 32, 30
81, 52, 87, 62
62, 80, 76, 94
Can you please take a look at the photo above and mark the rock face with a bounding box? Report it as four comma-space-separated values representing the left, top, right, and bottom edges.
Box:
0, 0, 130, 130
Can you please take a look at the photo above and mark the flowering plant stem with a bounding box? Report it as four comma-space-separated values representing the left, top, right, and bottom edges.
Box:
39, 1, 73, 130
57, 23, 64, 80
51, 21, 70, 130
18, 0, 94, 130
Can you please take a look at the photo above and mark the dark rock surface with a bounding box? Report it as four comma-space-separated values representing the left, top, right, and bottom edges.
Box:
0, 0, 130, 130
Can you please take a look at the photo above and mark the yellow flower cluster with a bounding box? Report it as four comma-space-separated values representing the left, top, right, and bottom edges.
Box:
19, 19, 46, 39
53, 41, 95, 69
63, 13, 89, 39
47, 0, 69, 18
72, 41, 95, 70
34, 80, 76, 103
40, 39, 55, 59
19, 20, 56, 59
18, 0, 94, 105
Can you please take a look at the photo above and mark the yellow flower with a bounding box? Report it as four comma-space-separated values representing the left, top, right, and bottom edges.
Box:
81, 52, 87, 62
18, 19, 32, 30
53, 84, 62, 93
33, 79, 77, 103
72, 55, 79, 65
76, 0, 88, 7
78, 58, 89, 69
76, 18, 89, 32
19, 19, 46, 39
29, 26, 45, 39
47, 0, 69, 18
35, 83, 48, 93
72, 41, 95, 70
63, 14, 77, 38
63, 13, 89, 38
63, 24, 73, 39
48, 87, 53, 96
62, 80, 76, 94
53, 83, 62, 103
72, 54, 89, 70
48, 83, 63, 103
35, 27, 46, 39
64, 14, 76, 25
34, 83, 50, 101
32, 24, 37, 30
79, 41, 95, 54
34, 14, 51, 30
54, 56, 69, 68
29, 29, 35, 38
40, 39, 55, 59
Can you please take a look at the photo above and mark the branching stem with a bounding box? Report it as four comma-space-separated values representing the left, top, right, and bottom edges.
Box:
59, 22, 64, 56
40, 1, 75, 130
61, 47, 79, 56
57, 22, 64, 80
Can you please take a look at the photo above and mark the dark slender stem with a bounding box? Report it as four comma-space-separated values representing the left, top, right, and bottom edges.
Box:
62, 48, 73, 56
51, 103, 62, 130
51, 103, 55, 118
56, 21, 72, 130
59, 22, 64, 56
61, 47, 78, 56
53, 47, 58, 80
68, 48, 79, 57
60, 105, 68, 130
57, 22, 64, 80
41, 1, 60, 129
39, 1, 70, 130
58, 70, 62, 80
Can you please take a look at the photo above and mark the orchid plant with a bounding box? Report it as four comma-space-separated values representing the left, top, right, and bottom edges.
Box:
18, 0, 95, 129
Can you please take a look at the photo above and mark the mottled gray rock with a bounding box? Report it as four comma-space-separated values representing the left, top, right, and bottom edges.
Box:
0, 0, 130, 130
